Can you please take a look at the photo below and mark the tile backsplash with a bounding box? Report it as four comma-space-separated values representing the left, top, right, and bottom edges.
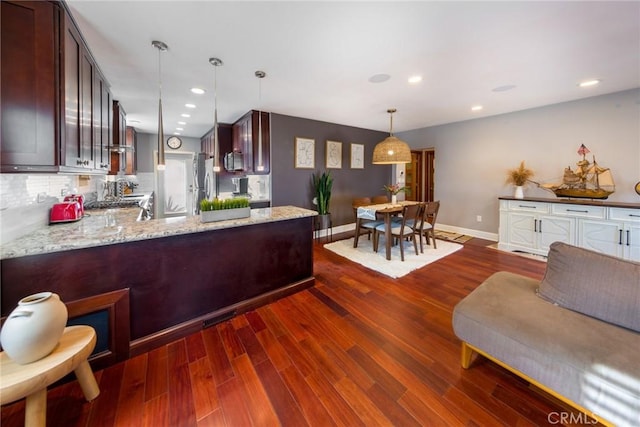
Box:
0, 172, 269, 245
0, 174, 103, 244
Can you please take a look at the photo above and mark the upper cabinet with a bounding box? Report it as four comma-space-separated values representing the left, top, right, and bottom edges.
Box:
125, 126, 137, 175
201, 123, 233, 169
232, 110, 270, 174
109, 102, 137, 175
1, 0, 59, 172
94, 70, 112, 171
1, 0, 113, 174
63, 13, 95, 170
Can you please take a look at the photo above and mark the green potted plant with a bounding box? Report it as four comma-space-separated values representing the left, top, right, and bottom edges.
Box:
506, 161, 534, 199
200, 197, 250, 222
312, 171, 333, 230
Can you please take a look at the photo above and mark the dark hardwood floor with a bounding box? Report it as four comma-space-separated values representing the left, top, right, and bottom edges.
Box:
2, 235, 595, 426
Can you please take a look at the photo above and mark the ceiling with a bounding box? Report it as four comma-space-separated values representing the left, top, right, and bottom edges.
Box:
66, 1, 640, 139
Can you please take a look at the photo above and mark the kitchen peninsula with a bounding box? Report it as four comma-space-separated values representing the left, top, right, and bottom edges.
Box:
1, 206, 316, 363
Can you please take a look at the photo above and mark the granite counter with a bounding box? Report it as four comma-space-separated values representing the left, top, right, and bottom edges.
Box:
1, 206, 316, 260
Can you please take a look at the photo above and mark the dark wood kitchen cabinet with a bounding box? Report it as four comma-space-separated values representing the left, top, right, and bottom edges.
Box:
109, 101, 137, 175
125, 126, 137, 175
1, 0, 112, 174
232, 110, 270, 174
200, 123, 232, 170
1, 0, 59, 172
63, 12, 95, 170
94, 70, 112, 171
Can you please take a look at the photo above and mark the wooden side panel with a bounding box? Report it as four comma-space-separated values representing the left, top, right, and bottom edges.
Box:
1, 217, 314, 348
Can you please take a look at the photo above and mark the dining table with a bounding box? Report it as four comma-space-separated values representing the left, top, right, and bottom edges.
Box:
355, 201, 419, 260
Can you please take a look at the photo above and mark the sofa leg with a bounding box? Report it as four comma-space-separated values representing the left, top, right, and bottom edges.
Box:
461, 342, 474, 369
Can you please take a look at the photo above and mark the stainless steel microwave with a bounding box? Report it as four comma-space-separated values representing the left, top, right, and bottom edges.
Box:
224, 151, 244, 171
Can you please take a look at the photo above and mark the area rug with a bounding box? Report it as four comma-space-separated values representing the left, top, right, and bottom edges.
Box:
324, 237, 463, 278
433, 230, 474, 243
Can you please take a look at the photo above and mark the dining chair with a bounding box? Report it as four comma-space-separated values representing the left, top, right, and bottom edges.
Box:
371, 195, 389, 204
419, 200, 440, 251
352, 197, 374, 242
373, 203, 421, 261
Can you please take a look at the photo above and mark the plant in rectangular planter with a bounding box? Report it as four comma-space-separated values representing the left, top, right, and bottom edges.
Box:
200, 197, 250, 223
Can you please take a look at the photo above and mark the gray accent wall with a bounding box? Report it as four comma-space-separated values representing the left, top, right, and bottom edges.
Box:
398, 89, 640, 235
271, 113, 390, 226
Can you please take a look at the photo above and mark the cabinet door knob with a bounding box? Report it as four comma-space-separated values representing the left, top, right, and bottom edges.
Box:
619, 229, 623, 245
627, 229, 631, 246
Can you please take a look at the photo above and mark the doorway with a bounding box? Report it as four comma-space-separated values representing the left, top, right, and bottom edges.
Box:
405, 151, 422, 201
406, 149, 435, 202
157, 152, 195, 218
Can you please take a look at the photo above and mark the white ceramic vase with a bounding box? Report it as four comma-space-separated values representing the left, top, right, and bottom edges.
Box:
0, 292, 68, 364
391, 195, 398, 204
514, 186, 524, 199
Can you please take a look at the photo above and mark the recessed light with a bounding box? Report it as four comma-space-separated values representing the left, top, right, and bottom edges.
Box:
471, 105, 483, 111
128, 119, 141, 124
181, 113, 191, 118
579, 79, 601, 88
408, 75, 422, 84
190, 87, 205, 95
176, 127, 184, 131
178, 121, 187, 125
492, 84, 516, 92
369, 74, 391, 83
185, 103, 196, 109
174, 132, 181, 135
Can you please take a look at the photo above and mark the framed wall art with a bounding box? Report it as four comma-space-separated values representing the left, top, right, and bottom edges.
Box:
294, 137, 315, 169
350, 143, 364, 169
326, 140, 342, 169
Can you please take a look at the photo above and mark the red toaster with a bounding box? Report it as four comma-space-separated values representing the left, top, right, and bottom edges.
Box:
50, 202, 82, 224
63, 194, 85, 217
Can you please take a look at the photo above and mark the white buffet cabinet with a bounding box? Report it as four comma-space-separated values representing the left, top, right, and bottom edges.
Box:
499, 197, 640, 261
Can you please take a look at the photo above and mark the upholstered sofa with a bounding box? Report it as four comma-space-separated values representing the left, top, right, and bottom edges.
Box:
453, 242, 640, 427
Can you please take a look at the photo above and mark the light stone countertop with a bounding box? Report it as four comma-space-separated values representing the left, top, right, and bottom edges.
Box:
1, 206, 317, 260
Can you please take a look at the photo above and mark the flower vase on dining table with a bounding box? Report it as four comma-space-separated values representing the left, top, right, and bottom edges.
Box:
391, 195, 397, 204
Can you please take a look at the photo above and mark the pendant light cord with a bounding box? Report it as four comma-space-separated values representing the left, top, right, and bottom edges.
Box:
158, 47, 162, 101
255, 70, 266, 171
152, 41, 168, 170
213, 64, 218, 159
209, 58, 223, 173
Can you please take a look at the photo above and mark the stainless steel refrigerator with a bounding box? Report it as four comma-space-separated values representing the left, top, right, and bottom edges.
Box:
193, 153, 211, 214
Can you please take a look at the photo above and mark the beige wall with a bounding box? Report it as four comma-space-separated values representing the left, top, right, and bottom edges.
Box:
398, 89, 640, 237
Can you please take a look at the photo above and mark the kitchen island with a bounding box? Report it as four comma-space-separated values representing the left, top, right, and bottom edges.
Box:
1, 206, 317, 362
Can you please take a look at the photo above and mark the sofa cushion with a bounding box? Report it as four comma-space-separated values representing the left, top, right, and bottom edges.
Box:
538, 242, 640, 332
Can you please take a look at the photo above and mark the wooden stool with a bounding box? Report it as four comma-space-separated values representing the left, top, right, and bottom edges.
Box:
0, 325, 100, 427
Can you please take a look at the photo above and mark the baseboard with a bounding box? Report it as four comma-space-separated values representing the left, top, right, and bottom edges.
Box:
129, 277, 315, 356
436, 224, 498, 242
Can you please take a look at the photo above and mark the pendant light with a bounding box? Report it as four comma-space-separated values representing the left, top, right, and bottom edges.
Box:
209, 57, 223, 172
372, 108, 411, 164
152, 40, 168, 170
255, 70, 266, 172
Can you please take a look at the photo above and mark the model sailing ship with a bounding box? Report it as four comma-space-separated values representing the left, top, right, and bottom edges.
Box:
539, 144, 615, 199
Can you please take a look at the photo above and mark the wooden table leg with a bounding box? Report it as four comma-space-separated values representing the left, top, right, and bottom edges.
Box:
353, 218, 361, 248
75, 360, 100, 401
25, 388, 47, 427
385, 213, 392, 260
